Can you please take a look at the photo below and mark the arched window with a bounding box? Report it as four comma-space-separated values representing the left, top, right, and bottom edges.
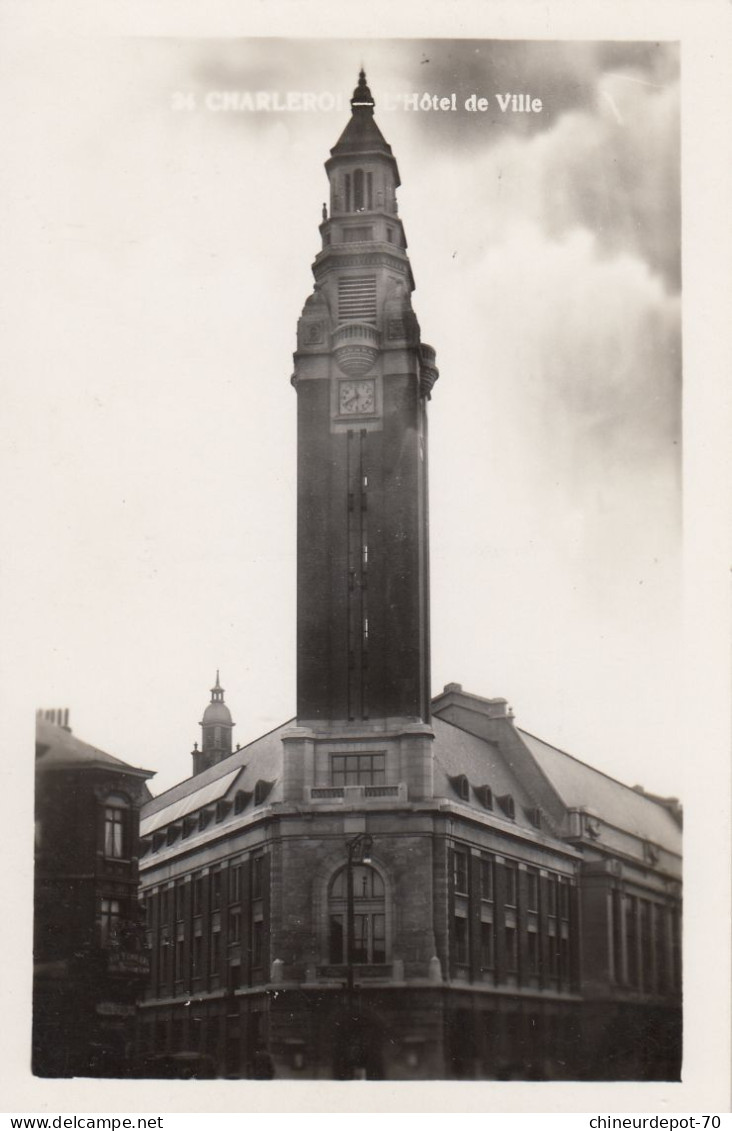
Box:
103, 793, 131, 858
328, 864, 386, 965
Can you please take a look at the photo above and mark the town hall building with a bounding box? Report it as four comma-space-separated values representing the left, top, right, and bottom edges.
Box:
136, 72, 682, 1081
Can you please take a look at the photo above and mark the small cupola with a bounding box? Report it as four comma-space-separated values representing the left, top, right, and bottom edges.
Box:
193, 671, 235, 775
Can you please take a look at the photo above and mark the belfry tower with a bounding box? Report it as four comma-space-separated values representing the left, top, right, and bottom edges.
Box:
286, 70, 438, 799
137, 70, 681, 1083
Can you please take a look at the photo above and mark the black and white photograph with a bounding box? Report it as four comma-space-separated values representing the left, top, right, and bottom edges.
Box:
3, 3, 731, 1118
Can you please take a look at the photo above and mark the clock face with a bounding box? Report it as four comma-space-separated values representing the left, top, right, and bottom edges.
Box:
339, 380, 376, 415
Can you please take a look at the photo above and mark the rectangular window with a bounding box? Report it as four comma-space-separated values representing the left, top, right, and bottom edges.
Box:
527, 929, 539, 975
480, 921, 494, 969
558, 878, 570, 919
331, 752, 386, 786
252, 855, 264, 901
100, 898, 120, 947
175, 937, 185, 981
210, 868, 222, 911
558, 934, 570, 982
547, 933, 559, 978
229, 909, 242, 945
349, 913, 386, 964
104, 807, 126, 858
193, 872, 204, 916
192, 932, 203, 979
252, 919, 264, 968
454, 916, 469, 965
453, 850, 468, 895
353, 168, 365, 211
159, 887, 169, 924
158, 932, 169, 982
504, 863, 517, 907
480, 857, 494, 902
505, 925, 518, 972
229, 864, 241, 904
547, 876, 558, 918
174, 879, 185, 921
209, 929, 221, 975
526, 870, 539, 912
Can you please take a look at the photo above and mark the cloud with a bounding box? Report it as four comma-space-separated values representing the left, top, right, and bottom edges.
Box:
433, 71, 680, 292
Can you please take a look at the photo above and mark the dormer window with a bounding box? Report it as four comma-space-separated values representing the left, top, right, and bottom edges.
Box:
474, 784, 493, 810
215, 800, 231, 823
254, 779, 274, 807
525, 805, 542, 829
449, 774, 470, 802
234, 790, 252, 815
497, 793, 515, 820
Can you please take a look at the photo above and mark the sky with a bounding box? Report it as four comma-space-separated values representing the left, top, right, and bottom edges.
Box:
5, 37, 686, 798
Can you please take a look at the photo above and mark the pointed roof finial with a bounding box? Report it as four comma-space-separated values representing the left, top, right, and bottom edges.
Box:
210, 670, 225, 703
351, 68, 375, 114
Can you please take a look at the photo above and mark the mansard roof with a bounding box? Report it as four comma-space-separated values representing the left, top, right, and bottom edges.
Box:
140, 719, 291, 834
431, 685, 681, 859
139, 687, 680, 868
519, 728, 682, 851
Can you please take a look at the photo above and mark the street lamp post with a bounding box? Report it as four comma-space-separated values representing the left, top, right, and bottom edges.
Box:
345, 832, 373, 994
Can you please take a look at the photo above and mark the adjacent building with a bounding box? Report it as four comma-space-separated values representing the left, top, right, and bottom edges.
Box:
34, 710, 154, 1077
137, 72, 682, 1081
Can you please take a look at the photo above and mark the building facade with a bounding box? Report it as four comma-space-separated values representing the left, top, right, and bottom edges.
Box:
137, 73, 682, 1081
34, 711, 154, 1077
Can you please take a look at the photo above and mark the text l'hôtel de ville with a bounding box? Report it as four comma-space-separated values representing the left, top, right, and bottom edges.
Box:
387, 92, 543, 113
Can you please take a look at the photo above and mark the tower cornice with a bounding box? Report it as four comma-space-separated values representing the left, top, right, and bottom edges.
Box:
312, 247, 413, 287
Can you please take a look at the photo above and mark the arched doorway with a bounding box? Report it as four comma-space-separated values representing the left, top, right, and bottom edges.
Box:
328, 863, 386, 965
